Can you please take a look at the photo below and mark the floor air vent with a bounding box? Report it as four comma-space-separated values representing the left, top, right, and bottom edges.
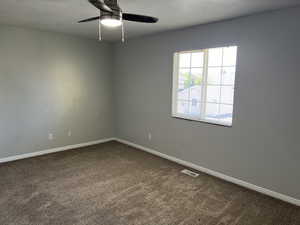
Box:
181, 169, 199, 178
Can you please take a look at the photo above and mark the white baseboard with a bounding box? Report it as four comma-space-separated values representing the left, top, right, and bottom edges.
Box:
0, 138, 114, 164
115, 138, 300, 207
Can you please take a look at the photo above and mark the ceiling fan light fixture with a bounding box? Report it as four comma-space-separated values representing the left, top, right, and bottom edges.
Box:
100, 15, 122, 28
101, 18, 122, 27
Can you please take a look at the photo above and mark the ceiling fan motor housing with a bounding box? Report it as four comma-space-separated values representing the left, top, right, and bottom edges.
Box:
100, 11, 122, 22
101, 0, 122, 21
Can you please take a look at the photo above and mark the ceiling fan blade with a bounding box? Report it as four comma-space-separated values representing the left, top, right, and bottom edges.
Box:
122, 13, 158, 23
88, 0, 112, 13
78, 16, 100, 23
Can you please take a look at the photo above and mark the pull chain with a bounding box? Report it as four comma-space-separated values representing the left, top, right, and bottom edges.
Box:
98, 10, 102, 41
121, 22, 125, 43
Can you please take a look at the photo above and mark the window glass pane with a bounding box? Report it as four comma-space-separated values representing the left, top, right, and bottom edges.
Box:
191, 68, 203, 85
177, 100, 189, 114
179, 53, 191, 68
177, 69, 190, 101
189, 100, 201, 116
207, 67, 221, 85
222, 67, 236, 85
223, 46, 237, 66
220, 86, 234, 104
219, 104, 233, 124
191, 52, 204, 67
208, 48, 223, 67
189, 85, 202, 102
178, 68, 190, 90
206, 86, 221, 103
205, 103, 219, 120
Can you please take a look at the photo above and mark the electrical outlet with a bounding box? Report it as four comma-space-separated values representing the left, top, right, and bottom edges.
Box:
68, 130, 72, 137
48, 133, 53, 140
148, 133, 152, 141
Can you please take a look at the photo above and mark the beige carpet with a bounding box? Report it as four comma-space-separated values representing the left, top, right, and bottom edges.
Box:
0, 141, 299, 225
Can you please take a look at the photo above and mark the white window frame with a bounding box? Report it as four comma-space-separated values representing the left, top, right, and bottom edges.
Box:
172, 47, 237, 127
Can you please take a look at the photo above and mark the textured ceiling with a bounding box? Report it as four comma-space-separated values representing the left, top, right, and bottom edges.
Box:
0, 0, 299, 41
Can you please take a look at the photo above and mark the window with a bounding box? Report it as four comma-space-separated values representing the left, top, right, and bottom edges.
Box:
172, 46, 238, 126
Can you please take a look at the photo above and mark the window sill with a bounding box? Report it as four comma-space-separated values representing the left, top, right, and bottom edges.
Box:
172, 113, 233, 127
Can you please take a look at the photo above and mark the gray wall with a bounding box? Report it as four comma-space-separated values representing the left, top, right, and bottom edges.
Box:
113, 7, 300, 199
0, 25, 114, 158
